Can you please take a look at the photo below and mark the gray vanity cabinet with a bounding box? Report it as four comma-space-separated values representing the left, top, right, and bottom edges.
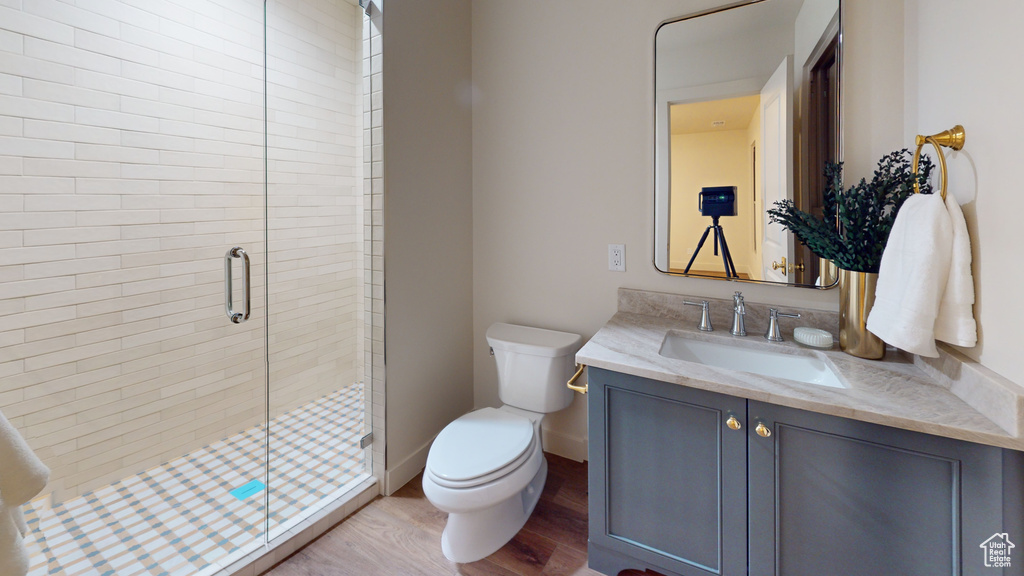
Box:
747, 400, 1015, 576
587, 368, 1024, 576
587, 368, 748, 576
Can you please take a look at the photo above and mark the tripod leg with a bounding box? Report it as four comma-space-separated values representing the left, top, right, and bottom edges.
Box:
716, 226, 739, 278
711, 215, 721, 256
713, 227, 731, 277
722, 235, 738, 277
683, 226, 714, 273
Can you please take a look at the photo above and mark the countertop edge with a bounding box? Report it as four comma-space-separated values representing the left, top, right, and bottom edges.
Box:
913, 345, 1024, 439
578, 312, 1024, 453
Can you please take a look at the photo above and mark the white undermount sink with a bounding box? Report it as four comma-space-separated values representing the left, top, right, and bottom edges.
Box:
659, 332, 847, 389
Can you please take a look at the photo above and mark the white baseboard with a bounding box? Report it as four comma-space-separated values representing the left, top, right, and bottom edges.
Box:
541, 427, 588, 462
384, 437, 433, 495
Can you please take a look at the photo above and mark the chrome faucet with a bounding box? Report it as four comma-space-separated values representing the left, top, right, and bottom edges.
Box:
764, 308, 800, 342
683, 300, 713, 331
730, 291, 746, 336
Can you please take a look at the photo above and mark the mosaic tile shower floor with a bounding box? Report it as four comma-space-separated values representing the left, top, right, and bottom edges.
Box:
23, 384, 368, 576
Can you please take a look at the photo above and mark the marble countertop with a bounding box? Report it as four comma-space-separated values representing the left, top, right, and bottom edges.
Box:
577, 290, 1024, 452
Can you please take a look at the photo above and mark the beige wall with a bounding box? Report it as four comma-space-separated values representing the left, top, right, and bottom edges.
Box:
842, 0, 905, 180
748, 105, 763, 275
903, 0, 1024, 388
669, 130, 757, 277
795, 0, 839, 74
472, 0, 838, 461
382, 0, 474, 493
472, 0, 1024, 459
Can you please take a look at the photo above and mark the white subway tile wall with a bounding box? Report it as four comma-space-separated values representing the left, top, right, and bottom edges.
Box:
0, 0, 368, 504
265, 0, 363, 418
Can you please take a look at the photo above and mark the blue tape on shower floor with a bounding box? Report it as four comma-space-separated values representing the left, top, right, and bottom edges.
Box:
230, 480, 266, 501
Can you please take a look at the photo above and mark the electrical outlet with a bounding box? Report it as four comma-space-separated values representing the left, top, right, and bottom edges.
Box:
608, 244, 625, 272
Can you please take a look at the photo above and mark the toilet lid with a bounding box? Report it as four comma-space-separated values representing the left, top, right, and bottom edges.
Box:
428, 407, 534, 483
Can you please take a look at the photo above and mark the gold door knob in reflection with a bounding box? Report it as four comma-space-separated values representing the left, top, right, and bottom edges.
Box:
726, 416, 741, 430
771, 257, 805, 275
755, 422, 772, 438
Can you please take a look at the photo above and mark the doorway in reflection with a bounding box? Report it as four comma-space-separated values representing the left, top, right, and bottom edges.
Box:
669, 95, 761, 279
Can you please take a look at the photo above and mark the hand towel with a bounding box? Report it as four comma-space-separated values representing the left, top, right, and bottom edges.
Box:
1, 494, 30, 576
866, 193, 953, 357
933, 194, 978, 347
0, 409, 49, 576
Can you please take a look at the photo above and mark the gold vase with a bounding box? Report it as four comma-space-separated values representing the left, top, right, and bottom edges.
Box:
838, 268, 885, 359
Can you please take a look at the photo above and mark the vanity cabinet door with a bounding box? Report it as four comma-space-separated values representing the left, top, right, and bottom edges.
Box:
747, 401, 1008, 576
588, 368, 748, 576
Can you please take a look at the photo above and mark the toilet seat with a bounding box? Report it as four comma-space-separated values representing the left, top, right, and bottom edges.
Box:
427, 407, 536, 489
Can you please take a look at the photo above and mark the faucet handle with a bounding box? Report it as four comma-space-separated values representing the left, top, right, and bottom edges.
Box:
731, 292, 747, 336
683, 300, 714, 332
765, 308, 800, 342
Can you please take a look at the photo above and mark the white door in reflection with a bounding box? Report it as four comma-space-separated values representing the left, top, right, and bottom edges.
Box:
760, 56, 794, 283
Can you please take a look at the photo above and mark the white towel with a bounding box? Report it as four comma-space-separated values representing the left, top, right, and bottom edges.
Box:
1, 496, 30, 576
933, 194, 978, 347
0, 409, 49, 576
866, 193, 952, 357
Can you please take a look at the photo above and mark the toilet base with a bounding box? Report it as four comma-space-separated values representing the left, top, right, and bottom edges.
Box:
440, 457, 548, 563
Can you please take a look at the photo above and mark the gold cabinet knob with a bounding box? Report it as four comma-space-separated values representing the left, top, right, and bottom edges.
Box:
755, 422, 772, 438
792, 262, 805, 272
726, 416, 741, 431
771, 257, 788, 275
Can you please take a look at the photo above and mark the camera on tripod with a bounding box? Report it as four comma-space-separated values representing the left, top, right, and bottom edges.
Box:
683, 186, 739, 278
698, 186, 737, 218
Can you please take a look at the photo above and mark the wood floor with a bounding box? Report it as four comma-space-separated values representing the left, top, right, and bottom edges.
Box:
263, 454, 634, 576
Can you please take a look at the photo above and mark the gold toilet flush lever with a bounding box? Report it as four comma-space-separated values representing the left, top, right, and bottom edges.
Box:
567, 364, 588, 394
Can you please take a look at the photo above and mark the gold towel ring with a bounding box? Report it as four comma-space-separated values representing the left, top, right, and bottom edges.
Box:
912, 125, 965, 201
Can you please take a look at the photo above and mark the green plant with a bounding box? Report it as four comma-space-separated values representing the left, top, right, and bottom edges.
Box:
767, 149, 934, 273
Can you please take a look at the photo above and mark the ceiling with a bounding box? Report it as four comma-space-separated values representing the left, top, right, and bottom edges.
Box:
670, 95, 761, 135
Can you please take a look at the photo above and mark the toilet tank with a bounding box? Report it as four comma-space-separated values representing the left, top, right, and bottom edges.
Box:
486, 323, 582, 413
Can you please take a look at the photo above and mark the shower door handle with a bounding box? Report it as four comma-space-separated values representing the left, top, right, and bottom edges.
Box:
224, 247, 251, 324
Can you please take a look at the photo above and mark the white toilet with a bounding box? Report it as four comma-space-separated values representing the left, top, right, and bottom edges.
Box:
422, 322, 582, 563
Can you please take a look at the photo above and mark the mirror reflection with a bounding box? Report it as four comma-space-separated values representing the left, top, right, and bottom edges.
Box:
654, 0, 841, 287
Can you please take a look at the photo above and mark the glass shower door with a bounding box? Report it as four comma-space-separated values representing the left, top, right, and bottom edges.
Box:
2, 1, 272, 573
264, 0, 372, 540
1, 0, 374, 571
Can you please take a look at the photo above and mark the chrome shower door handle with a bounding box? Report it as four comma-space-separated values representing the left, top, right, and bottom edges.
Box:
224, 247, 250, 324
